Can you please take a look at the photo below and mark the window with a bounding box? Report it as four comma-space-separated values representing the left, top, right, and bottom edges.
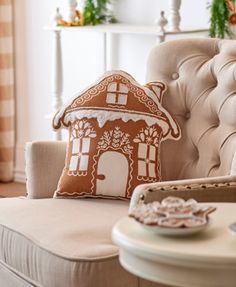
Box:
137, 143, 156, 178
69, 138, 90, 172
106, 82, 129, 105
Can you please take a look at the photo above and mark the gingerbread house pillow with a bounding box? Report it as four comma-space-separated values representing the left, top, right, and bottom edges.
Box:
53, 71, 181, 200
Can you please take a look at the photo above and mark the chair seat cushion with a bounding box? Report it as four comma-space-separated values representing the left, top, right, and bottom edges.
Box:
0, 197, 137, 287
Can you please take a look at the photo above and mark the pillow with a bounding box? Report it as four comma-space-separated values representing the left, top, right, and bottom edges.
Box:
53, 71, 181, 200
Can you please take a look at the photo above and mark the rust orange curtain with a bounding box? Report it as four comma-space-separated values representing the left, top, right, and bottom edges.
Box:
0, 0, 14, 182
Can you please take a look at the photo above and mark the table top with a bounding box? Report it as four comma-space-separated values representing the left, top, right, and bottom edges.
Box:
113, 202, 236, 286
113, 203, 236, 266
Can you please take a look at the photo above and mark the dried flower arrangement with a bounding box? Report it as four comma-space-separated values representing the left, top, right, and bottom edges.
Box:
55, 0, 117, 27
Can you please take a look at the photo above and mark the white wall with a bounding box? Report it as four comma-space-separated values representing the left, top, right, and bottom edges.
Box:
13, 0, 209, 181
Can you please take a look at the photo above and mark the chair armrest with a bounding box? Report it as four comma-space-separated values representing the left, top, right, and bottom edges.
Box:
25, 141, 67, 198
129, 175, 236, 212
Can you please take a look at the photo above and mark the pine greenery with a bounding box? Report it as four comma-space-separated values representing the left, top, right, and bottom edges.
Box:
209, 0, 230, 38
83, 0, 116, 25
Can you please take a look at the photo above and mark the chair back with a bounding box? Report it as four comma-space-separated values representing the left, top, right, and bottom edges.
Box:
146, 38, 236, 180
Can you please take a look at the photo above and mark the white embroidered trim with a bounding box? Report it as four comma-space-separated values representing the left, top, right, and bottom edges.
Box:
53, 71, 165, 124
53, 70, 180, 140
64, 109, 170, 136
53, 71, 136, 128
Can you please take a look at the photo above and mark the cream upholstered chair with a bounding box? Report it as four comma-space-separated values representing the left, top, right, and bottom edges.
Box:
0, 38, 235, 287
130, 38, 236, 209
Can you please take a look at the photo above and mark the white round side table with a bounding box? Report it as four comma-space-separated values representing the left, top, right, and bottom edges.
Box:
112, 203, 236, 287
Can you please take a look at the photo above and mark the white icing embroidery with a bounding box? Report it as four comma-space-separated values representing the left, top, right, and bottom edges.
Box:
91, 127, 134, 198
133, 126, 161, 147
53, 72, 161, 124
95, 151, 129, 197
53, 71, 180, 140
97, 127, 133, 155
64, 109, 170, 134
137, 176, 157, 183
134, 126, 162, 180
70, 120, 96, 140
68, 120, 96, 176
106, 82, 128, 105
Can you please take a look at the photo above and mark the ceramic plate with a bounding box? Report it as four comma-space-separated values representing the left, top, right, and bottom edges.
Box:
139, 221, 210, 236
228, 222, 236, 236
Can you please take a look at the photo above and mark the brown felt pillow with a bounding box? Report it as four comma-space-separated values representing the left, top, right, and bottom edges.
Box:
53, 71, 181, 200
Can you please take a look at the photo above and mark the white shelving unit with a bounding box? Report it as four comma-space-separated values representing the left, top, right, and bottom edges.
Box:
48, 23, 208, 140
48, 23, 208, 36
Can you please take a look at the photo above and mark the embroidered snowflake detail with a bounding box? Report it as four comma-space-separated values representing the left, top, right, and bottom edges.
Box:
133, 126, 161, 147
97, 127, 133, 154
70, 120, 96, 141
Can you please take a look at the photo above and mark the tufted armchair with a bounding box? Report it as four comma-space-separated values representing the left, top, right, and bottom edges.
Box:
0, 38, 235, 287
131, 38, 236, 210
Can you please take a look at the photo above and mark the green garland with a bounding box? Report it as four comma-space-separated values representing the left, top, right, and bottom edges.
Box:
83, 0, 116, 25
209, 0, 231, 38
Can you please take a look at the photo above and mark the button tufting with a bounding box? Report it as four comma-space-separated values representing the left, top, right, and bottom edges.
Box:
172, 72, 179, 80
215, 119, 220, 127
185, 112, 191, 119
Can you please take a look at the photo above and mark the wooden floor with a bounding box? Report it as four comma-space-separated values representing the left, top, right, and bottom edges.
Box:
0, 182, 27, 197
